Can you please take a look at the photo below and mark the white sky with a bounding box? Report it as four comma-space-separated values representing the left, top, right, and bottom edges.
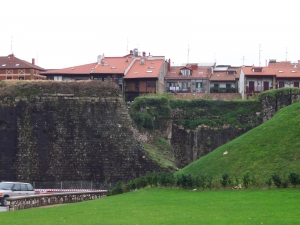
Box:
1, 0, 300, 69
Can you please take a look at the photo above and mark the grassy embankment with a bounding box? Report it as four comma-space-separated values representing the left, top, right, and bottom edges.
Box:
178, 101, 300, 184
1, 188, 300, 225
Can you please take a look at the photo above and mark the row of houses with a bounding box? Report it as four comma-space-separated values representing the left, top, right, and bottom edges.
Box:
1, 51, 300, 100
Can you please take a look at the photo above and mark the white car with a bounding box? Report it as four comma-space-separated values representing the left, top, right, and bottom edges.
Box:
0, 181, 36, 206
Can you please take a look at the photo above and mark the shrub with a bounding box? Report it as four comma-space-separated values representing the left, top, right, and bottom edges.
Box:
206, 176, 213, 189
135, 176, 147, 189
220, 173, 229, 188
199, 174, 207, 190
242, 172, 250, 188
110, 181, 124, 195
282, 176, 289, 188
131, 112, 154, 130
266, 178, 272, 188
271, 173, 282, 188
288, 172, 299, 187
126, 180, 137, 191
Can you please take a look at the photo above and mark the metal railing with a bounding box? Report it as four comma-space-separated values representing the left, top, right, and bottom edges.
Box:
210, 87, 237, 93
33, 181, 113, 191
246, 86, 272, 93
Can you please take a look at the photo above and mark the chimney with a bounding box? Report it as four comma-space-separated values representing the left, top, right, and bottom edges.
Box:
130, 50, 133, 55
142, 51, 146, 57
32, 58, 35, 65
168, 59, 171, 71
9, 54, 15, 62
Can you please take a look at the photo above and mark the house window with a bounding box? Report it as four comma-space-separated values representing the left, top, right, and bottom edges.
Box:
214, 83, 219, 88
181, 69, 190, 76
279, 82, 284, 88
227, 71, 236, 74
226, 83, 231, 88
196, 82, 202, 88
147, 81, 156, 87
54, 76, 62, 81
253, 68, 263, 72
168, 82, 175, 87
182, 82, 188, 90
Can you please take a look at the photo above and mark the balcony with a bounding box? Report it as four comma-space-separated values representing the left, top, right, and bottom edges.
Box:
210, 87, 237, 93
246, 86, 272, 93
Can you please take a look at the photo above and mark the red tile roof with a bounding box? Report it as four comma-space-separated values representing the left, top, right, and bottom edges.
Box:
242, 66, 276, 76
210, 67, 241, 81
268, 61, 300, 78
124, 57, 165, 79
166, 64, 211, 79
0, 54, 45, 71
41, 56, 134, 75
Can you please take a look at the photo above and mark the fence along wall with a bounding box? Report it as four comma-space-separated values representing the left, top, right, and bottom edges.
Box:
6, 191, 107, 211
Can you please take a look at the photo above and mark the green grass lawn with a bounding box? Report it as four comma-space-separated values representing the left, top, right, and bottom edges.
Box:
1, 188, 300, 225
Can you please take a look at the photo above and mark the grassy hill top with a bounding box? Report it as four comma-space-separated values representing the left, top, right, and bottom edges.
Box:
0, 80, 120, 100
177, 101, 300, 184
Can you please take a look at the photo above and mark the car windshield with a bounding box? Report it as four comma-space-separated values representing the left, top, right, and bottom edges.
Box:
0, 183, 14, 190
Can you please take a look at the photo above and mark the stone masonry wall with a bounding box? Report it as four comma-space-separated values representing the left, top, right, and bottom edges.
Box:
0, 95, 160, 183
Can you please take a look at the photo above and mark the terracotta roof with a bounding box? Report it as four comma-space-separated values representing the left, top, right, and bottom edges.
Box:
268, 61, 300, 78
124, 58, 165, 79
0, 54, 45, 71
166, 65, 211, 79
242, 66, 276, 76
210, 67, 241, 81
41, 57, 134, 75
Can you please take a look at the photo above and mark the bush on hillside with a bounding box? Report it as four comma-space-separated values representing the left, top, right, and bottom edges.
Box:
288, 172, 300, 187
271, 173, 282, 188
220, 173, 229, 188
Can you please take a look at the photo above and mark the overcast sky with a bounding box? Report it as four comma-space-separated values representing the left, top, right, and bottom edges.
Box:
1, 0, 299, 69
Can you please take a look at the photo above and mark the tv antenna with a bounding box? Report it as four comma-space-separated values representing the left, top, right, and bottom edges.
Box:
285, 47, 288, 61
187, 44, 190, 63
242, 56, 246, 65
259, 44, 262, 66
11, 36, 13, 54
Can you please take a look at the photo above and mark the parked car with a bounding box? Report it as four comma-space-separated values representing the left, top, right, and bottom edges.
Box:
0, 181, 37, 206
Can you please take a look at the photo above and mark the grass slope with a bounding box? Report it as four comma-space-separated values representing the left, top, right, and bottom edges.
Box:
1, 188, 300, 224
177, 101, 300, 182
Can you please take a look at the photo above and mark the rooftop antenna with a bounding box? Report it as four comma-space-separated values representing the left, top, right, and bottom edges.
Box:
242, 56, 246, 66
127, 37, 128, 54
258, 44, 261, 66
214, 53, 217, 62
11, 36, 13, 54
259, 44, 262, 66
187, 44, 190, 63
285, 47, 288, 61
